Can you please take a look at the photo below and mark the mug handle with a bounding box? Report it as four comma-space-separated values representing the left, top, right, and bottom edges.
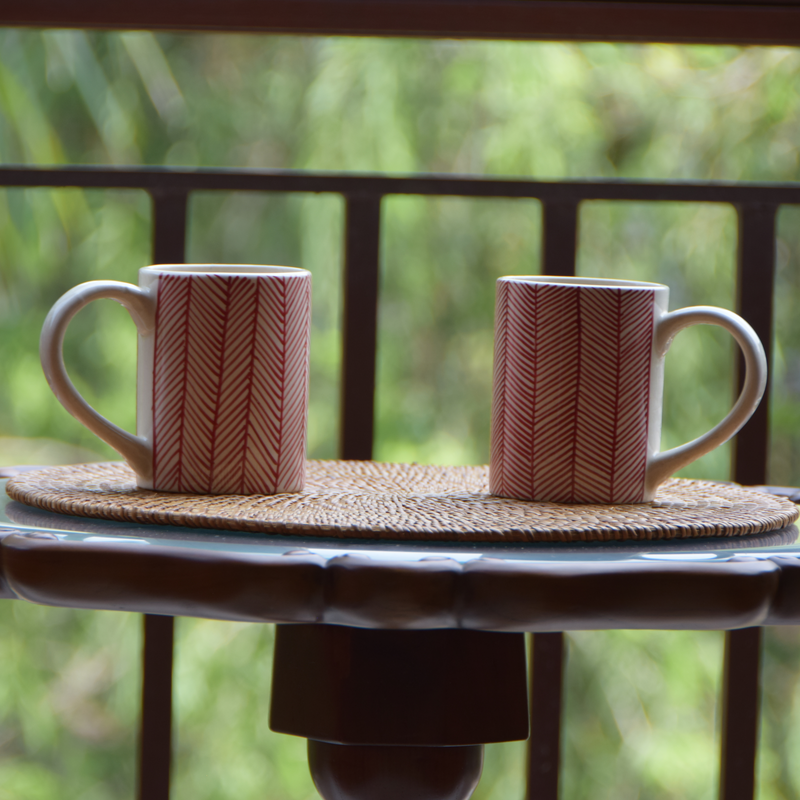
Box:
645, 306, 768, 498
40, 281, 156, 483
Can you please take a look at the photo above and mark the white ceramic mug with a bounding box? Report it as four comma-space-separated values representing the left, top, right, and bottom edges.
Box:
41, 264, 312, 495
489, 276, 768, 504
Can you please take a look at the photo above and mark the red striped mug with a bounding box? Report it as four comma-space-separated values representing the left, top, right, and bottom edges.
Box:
489, 276, 767, 504
41, 264, 311, 495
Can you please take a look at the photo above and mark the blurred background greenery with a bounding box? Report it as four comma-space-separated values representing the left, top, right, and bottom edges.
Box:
1, 29, 800, 800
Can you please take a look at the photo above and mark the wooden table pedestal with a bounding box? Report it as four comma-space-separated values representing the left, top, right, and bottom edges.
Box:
270, 625, 530, 800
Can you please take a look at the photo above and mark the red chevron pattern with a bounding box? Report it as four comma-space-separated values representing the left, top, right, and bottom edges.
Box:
151, 271, 310, 495
489, 280, 655, 504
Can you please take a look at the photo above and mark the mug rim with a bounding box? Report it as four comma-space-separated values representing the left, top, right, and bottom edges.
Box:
140, 263, 310, 277
500, 275, 667, 290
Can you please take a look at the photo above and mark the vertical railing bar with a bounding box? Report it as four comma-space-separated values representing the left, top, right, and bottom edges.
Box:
733, 203, 778, 487
527, 632, 565, 800
138, 615, 175, 800
340, 194, 383, 460
152, 189, 189, 266
719, 627, 763, 800
136, 190, 187, 800
542, 201, 579, 278
527, 199, 575, 800
720, 204, 776, 800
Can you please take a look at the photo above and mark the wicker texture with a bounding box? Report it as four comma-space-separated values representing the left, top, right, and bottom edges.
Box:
6, 461, 798, 543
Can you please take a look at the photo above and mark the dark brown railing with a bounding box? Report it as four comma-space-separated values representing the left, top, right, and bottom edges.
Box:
2, 164, 797, 800
3, 0, 800, 47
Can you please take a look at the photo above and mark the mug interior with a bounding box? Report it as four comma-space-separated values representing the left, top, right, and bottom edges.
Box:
502, 275, 667, 290
141, 264, 308, 276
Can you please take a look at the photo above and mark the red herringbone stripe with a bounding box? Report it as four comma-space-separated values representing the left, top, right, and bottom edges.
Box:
573, 288, 654, 503
243, 275, 310, 493
490, 281, 654, 503
489, 280, 511, 495
151, 272, 310, 494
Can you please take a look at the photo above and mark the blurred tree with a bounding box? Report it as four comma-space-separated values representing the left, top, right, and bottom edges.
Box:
0, 29, 799, 800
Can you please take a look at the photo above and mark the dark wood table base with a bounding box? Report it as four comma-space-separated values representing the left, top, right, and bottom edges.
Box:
309, 741, 484, 800
270, 625, 529, 799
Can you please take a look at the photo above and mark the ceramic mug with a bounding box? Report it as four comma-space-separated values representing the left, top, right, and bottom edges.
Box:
489, 276, 767, 504
41, 264, 312, 495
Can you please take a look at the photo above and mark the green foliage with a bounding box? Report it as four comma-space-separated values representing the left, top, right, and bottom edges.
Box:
1, 28, 800, 800
0, 187, 146, 461
563, 630, 723, 800
0, 601, 138, 799
171, 621, 314, 800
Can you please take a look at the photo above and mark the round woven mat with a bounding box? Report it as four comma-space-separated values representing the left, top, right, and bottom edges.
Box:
5, 461, 798, 543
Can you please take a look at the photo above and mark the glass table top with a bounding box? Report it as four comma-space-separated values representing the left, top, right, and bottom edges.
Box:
3, 480, 799, 566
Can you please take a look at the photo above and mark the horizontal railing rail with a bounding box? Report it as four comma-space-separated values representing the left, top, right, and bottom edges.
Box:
3, 0, 800, 47
3, 164, 800, 203
1, 164, 794, 800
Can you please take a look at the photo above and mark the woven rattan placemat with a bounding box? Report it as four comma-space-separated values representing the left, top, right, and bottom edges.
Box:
5, 461, 798, 543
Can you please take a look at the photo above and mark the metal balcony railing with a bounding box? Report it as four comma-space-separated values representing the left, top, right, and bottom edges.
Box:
2, 164, 798, 800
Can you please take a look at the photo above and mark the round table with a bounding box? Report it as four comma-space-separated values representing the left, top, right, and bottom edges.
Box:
2, 470, 800, 800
